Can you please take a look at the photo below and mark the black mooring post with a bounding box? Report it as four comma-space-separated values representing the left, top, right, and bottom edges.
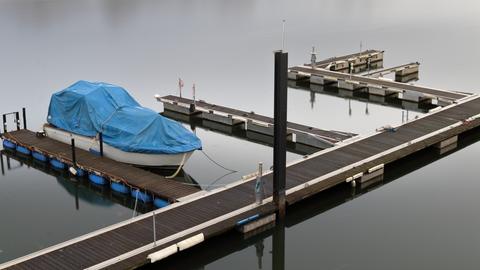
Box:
22, 108, 27, 130
99, 132, 104, 157
273, 50, 288, 219
15, 112, 20, 131
71, 138, 76, 168
2, 114, 6, 133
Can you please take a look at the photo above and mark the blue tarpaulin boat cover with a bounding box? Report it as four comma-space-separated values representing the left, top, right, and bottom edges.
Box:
47, 80, 202, 154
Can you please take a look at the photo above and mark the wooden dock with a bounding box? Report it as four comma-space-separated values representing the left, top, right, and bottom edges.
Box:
1, 130, 201, 202
288, 65, 468, 105
162, 110, 320, 155
306, 49, 384, 71
157, 95, 357, 149
2, 89, 480, 269
361, 62, 420, 79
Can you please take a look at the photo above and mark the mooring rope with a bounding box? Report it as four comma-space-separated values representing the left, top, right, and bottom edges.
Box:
205, 170, 237, 191
165, 152, 187, 179
132, 190, 139, 219
200, 150, 237, 173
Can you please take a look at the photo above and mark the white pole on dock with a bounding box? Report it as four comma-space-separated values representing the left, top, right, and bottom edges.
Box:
192, 83, 196, 108
178, 78, 184, 98
255, 162, 264, 205
310, 46, 317, 69
282, 20, 286, 52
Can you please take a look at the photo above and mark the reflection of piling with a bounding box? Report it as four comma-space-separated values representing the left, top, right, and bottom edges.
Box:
272, 219, 285, 270
255, 239, 264, 269
0, 152, 4, 175
75, 182, 79, 210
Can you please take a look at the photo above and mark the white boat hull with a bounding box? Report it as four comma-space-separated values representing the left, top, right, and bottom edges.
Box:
43, 125, 194, 167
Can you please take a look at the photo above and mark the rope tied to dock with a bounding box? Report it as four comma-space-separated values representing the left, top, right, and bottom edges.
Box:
200, 150, 237, 173
165, 153, 187, 179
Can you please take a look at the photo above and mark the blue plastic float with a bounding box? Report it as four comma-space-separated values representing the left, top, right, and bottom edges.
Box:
89, 173, 106, 185
153, 198, 170, 208
2, 139, 16, 149
111, 182, 130, 194
50, 158, 66, 170
131, 189, 152, 203
16, 145, 31, 155
76, 168, 85, 177
32, 151, 48, 162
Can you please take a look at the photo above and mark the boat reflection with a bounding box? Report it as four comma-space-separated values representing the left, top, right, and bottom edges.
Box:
0, 149, 199, 214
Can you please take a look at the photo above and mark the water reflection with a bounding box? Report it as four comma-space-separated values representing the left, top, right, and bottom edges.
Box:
288, 80, 434, 114
0, 149, 198, 214
143, 126, 480, 270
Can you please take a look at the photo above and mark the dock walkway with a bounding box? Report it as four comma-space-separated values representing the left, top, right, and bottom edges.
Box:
289, 66, 468, 104
158, 95, 357, 148
362, 62, 420, 78
3, 93, 480, 270
1, 130, 201, 202
306, 49, 384, 70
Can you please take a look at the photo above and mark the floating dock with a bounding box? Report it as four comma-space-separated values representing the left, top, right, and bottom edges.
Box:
1, 130, 201, 203
289, 65, 468, 105
158, 95, 357, 149
361, 62, 420, 80
289, 51, 469, 105
306, 49, 384, 71
162, 110, 320, 155
2, 91, 480, 269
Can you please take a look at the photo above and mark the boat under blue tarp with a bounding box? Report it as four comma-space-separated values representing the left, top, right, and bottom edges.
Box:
47, 80, 201, 154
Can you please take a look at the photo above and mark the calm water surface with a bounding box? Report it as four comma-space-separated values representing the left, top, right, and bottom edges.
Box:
1, 0, 479, 269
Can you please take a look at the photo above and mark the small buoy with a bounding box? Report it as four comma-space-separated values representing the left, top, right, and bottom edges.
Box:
76, 168, 85, 177
111, 182, 130, 194
50, 158, 66, 170
69, 167, 77, 175
131, 189, 152, 203
89, 173, 106, 185
16, 145, 31, 155
69, 167, 85, 177
32, 151, 48, 162
153, 198, 170, 208
2, 139, 16, 150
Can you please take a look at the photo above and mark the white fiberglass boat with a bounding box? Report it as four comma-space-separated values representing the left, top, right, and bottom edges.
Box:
44, 124, 194, 167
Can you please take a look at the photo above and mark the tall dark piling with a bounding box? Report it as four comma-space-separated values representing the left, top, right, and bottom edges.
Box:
273, 50, 288, 219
